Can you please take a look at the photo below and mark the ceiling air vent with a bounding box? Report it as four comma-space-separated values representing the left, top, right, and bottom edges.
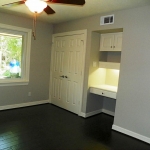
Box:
100, 14, 114, 25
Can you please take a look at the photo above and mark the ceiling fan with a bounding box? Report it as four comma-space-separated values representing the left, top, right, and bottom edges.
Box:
2, 0, 85, 40
2, 0, 86, 14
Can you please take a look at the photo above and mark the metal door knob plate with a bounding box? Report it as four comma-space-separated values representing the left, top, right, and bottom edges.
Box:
60, 75, 65, 78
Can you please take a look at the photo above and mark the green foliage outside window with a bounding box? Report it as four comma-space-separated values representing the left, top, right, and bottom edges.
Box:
0, 34, 22, 78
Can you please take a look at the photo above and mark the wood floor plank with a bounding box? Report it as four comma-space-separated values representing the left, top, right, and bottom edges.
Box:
0, 104, 149, 150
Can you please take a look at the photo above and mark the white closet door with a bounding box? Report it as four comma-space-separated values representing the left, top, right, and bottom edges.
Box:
51, 36, 67, 108
64, 34, 84, 114
51, 33, 85, 114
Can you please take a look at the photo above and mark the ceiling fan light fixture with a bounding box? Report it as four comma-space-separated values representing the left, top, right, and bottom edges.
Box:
25, 0, 47, 13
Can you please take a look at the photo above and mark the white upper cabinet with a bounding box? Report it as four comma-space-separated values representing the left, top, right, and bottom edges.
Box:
100, 32, 122, 51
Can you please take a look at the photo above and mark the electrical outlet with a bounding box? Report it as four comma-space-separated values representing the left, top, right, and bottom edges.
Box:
28, 92, 31, 96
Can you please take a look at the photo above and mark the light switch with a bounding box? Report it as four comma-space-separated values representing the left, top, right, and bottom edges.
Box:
93, 61, 97, 67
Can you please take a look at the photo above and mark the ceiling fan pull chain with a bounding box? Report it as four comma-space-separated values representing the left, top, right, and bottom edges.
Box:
32, 12, 37, 40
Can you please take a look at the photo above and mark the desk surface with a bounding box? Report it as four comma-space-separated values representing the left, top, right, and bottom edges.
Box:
90, 84, 118, 93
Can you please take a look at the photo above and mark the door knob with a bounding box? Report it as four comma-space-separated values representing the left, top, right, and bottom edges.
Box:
60, 75, 64, 78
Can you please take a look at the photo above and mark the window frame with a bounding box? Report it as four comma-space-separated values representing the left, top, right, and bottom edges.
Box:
0, 23, 32, 86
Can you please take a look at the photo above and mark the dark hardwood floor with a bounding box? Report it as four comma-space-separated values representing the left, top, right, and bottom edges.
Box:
0, 104, 149, 150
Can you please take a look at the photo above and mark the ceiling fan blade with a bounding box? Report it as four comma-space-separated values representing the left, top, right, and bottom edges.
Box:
2, 1, 25, 7
46, 0, 85, 5
44, 5, 55, 14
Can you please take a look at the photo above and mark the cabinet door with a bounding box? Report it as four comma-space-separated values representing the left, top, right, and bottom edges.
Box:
113, 33, 122, 51
100, 34, 114, 51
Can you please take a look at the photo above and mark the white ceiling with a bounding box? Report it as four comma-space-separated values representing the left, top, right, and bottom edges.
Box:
0, 0, 150, 24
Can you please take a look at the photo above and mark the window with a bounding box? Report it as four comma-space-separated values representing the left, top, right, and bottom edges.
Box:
0, 23, 31, 86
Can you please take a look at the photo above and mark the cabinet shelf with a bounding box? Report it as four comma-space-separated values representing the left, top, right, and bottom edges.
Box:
99, 61, 120, 70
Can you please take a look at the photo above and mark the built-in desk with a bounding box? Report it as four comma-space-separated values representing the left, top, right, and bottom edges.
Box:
90, 84, 117, 99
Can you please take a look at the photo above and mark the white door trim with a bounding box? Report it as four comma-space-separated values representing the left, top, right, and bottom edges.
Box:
49, 29, 87, 116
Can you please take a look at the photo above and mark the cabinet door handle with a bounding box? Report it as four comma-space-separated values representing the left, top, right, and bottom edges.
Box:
60, 75, 64, 78
111, 46, 112, 48
113, 46, 115, 48
65, 76, 68, 78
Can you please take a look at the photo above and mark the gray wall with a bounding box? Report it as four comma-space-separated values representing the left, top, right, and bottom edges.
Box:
53, 5, 150, 139
0, 12, 53, 106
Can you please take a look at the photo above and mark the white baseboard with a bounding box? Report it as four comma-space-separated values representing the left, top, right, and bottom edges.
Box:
80, 112, 86, 118
80, 109, 115, 118
85, 109, 102, 117
0, 100, 50, 111
112, 125, 150, 144
102, 109, 115, 116
80, 109, 102, 118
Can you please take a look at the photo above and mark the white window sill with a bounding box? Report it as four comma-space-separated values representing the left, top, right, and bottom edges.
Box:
0, 79, 29, 86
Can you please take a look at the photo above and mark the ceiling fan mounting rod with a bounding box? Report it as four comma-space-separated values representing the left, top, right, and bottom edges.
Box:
32, 13, 37, 40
